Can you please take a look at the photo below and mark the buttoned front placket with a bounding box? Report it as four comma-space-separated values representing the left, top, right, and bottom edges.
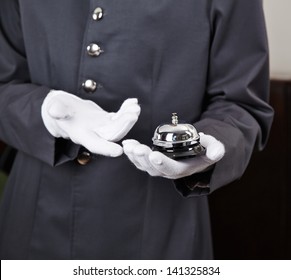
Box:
80, 2, 105, 94
75, 2, 106, 165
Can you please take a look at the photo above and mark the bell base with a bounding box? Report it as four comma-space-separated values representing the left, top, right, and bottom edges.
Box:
152, 143, 205, 160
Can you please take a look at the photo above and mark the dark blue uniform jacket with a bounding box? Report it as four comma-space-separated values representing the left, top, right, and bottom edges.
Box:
0, 0, 273, 259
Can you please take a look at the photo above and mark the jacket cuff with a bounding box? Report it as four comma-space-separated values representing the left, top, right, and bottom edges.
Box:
174, 167, 214, 197
54, 138, 81, 166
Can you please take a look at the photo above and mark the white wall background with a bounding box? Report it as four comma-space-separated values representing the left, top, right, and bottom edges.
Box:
264, 0, 291, 80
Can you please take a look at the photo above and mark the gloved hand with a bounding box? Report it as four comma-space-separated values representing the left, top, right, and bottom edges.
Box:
122, 133, 225, 179
41, 90, 141, 157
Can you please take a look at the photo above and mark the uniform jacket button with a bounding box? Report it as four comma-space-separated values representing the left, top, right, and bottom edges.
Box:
87, 43, 103, 57
77, 151, 91, 165
92, 7, 103, 21
82, 79, 97, 92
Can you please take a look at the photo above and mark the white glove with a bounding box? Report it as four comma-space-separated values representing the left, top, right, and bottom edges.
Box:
122, 133, 225, 179
41, 90, 141, 157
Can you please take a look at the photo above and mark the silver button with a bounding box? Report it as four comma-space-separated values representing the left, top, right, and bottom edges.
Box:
82, 79, 97, 92
77, 151, 91, 165
87, 43, 103, 57
92, 7, 103, 21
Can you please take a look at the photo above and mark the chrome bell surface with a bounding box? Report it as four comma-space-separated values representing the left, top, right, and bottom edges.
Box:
152, 113, 205, 159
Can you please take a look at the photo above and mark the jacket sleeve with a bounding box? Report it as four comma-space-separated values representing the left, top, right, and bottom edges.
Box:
0, 0, 79, 166
175, 0, 274, 197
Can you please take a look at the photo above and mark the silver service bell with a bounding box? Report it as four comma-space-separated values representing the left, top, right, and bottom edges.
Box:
152, 113, 205, 159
